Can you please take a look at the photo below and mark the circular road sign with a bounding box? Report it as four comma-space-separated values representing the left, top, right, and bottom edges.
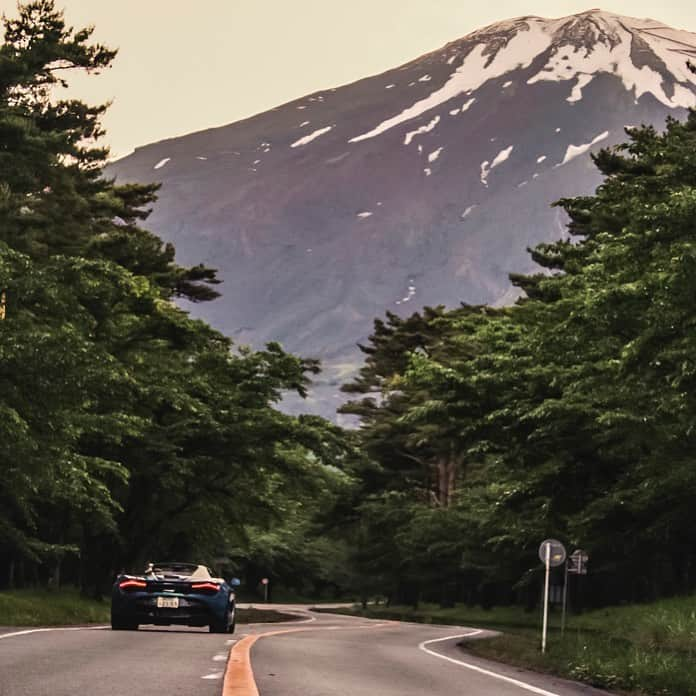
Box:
538, 539, 567, 567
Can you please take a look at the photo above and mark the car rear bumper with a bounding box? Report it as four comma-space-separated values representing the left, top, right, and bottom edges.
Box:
112, 592, 230, 627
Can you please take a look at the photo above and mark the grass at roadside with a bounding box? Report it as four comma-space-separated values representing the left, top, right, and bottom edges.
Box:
315, 603, 540, 629
237, 607, 300, 623
0, 589, 305, 627
323, 596, 696, 695
0, 589, 110, 626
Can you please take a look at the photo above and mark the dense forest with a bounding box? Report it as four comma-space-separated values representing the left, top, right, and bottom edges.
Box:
0, 1, 354, 598
340, 111, 696, 607
2, 2, 695, 608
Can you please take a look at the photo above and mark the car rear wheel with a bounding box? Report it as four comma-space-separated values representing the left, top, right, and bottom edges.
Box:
209, 616, 228, 633
210, 605, 233, 634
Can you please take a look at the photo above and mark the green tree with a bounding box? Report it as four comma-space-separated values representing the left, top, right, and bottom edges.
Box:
0, 2, 352, 597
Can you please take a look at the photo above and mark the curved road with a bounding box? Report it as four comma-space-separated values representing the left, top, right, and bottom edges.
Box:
0, 605, 610, 696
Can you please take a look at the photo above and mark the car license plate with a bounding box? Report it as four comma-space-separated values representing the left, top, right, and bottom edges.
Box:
156, 597, 179, 609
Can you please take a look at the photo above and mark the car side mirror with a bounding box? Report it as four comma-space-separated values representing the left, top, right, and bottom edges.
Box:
229, 577, 241, 587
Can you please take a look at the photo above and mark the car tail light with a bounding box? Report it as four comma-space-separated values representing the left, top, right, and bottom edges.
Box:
190, 582, 221, 594
119, 579, 147, 591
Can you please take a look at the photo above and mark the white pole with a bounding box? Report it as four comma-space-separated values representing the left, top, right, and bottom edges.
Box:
561, 560, 569, 636
541, 542, 551, 653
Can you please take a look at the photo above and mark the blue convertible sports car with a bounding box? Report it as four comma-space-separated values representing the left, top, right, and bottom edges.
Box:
111, 562, 240, 633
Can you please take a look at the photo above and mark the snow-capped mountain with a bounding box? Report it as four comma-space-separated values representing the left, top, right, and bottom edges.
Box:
110, 9, 696, 420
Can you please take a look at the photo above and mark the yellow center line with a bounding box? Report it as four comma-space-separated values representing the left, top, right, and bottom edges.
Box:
222, 622, 393, 696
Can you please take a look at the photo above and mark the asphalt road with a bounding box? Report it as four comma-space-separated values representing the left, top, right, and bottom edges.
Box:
0, 605, 611, 696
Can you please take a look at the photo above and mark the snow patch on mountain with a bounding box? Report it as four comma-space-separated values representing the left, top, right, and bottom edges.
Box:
480, 145, 514, 186
522, 13, 696, 106
626, 21, 696, 86
349, 11, 696, 145
528, 34, 695, 107
350, 22, 551, 143
397, 282, 418, 304
567, 74, 594, 102
402, 116, 441, 146
558, 130, 610, 165
673, 84, 696, 105
291, 126, 333, 148
492, 145, 514, 167
428, 147, 444, 163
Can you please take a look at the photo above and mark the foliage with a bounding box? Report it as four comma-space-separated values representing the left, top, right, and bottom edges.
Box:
0, 588, 111, 626
342, 110, 696, 608
0, 1, 353, 597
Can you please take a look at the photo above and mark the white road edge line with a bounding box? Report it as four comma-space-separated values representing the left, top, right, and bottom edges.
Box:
0, 626, 110, 640
418, 632, 561, 696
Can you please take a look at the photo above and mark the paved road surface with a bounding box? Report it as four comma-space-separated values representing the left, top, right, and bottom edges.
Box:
0, 605, 610, 696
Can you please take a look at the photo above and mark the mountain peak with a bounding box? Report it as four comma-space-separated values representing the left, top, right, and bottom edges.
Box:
348, 9, 695, 144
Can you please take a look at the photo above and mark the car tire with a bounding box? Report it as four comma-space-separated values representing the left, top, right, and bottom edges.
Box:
228, 615, 236, 634
210, 602, 234, 634
209, 616, 228, 634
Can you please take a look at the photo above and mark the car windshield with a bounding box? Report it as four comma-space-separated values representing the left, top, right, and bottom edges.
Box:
146, 562, 198, 577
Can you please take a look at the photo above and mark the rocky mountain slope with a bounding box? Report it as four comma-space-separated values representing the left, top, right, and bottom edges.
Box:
110, 9, 696, 420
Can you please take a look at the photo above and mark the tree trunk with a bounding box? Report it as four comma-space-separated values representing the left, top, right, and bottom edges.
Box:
434, 454, 459, 507
436, 457, 448, 506
446, 456, 457, 505
51, 558, 61, 588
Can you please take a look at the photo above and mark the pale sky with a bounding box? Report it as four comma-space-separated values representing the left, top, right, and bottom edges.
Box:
22, 1, 696, 158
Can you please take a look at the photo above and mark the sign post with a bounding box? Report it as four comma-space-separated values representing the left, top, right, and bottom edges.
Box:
563, 549, 589, 631
538, 539, 566, 653
561, 559, 569, 636
261, 577, 269, 602
541, 543, 551, 654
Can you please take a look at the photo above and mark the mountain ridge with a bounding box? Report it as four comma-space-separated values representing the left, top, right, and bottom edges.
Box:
109, 9, 696, 421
